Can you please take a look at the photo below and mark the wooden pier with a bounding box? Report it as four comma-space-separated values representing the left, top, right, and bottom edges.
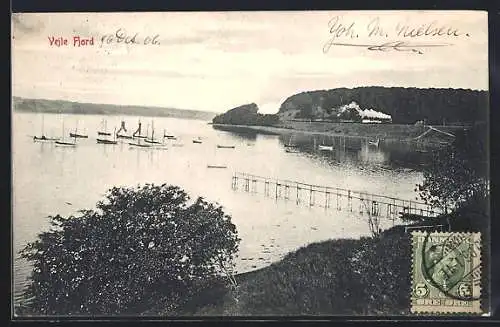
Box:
231, 172, 443, 220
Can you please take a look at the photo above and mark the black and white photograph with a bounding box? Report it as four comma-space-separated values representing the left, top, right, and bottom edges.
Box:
11, 11, 490, 317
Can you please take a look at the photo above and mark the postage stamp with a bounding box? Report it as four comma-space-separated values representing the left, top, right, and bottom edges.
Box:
411, 231, 482, 314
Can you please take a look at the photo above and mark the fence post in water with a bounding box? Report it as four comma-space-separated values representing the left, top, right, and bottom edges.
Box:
309, 185, 313, 207
371, 201, 379, 216
336, 192, 341, 211
245, 178, 250, 192
325, 188, 329, 208
348, 190, 352, 211
265, 181, 269, 197
231, 175, 237, 190
285, 185, 290, 200
275, 181, 279, 199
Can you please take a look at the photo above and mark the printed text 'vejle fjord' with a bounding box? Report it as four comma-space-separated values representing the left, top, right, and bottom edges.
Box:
48, 36, 94, 47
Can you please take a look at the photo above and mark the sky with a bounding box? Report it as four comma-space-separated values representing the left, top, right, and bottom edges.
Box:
12, 11, 488, 114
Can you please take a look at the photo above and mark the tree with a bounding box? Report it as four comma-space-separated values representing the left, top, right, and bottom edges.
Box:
416, 123, 489, 213
18, 184, 240, 315
338, 107, 362, 122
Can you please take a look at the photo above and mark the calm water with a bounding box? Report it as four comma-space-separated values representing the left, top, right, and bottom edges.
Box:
12, 112, 427, 307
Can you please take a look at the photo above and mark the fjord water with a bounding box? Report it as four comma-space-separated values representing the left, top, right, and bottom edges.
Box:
12, 112, 426, 306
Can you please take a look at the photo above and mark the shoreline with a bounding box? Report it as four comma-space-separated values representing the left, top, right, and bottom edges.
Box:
211, 122, 463, 144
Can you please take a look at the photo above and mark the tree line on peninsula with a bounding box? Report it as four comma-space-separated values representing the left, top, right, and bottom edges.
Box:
213, 86, 488, 126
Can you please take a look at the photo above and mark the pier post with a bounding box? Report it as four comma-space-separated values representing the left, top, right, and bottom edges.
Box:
296, 185, 300, 204
325, 188, 329, 208
348, 190, 352, 211
371, 201, 379, 216
230, 173, 437, 219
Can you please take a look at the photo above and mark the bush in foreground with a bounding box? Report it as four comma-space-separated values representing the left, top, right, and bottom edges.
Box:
18, 184, 240, 315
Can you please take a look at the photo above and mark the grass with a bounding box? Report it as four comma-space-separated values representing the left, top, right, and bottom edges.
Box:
165, 196, 489, 316
171, 226, 412, 316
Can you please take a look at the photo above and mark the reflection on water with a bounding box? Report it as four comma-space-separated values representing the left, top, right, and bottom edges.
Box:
277, 133, 434, 171
13, 113, 430, 308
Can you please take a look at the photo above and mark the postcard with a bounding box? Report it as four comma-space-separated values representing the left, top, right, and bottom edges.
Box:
11, 11, 490, 317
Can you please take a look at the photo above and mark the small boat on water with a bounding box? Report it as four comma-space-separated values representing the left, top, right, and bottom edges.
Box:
56, 118, 77, 147
98, 119, 111, 136
217, 145, 235, 149
132, 120, 147, 139
129, 141, 152, 148
97, 128, 118, 145
97, 139, 118, 145
193, 137, 202, 144
70, 120, 88, 139
284, 135, 298, 148
368, 138, 380, 147
285, 148, 300, 153
207, 165, 227, 169
33, 135, 59, 142
318, 145, 334, 151
144, 119, 162, 144
116, 120, 133, 139
69, 132, 88, 138
144, 139, 161, 144
33, 113, 59, 142
317, 135, 334, 151
55, 140, 77, 146
117, 134, 133, 139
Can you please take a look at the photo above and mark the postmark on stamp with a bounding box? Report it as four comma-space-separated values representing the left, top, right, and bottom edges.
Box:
411, 231, 482, 314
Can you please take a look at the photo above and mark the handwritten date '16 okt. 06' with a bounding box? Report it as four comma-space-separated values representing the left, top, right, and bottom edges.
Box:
100, 28, 160, 47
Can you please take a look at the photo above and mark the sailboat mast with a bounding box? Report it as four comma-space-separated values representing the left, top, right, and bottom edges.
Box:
151, 119, 154, 141
74, 120, 78, 143
41, 115, 45, 137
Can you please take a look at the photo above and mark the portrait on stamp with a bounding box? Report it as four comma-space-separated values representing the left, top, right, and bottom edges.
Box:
11, 10, 490, 317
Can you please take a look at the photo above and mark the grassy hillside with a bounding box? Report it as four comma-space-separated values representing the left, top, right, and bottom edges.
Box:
146, 196, 489, 316
12, 97, 216, 121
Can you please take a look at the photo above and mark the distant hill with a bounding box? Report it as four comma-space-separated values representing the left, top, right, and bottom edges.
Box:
12, 97, 217, 121
278, 87, 488, 125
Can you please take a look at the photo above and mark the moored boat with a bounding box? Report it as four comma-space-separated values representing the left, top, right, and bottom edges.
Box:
97, 139, 118, 144
207, 165, 227, 169
69, 132, 88, 139
368, 138, 380, 147
318, 145, 334, 151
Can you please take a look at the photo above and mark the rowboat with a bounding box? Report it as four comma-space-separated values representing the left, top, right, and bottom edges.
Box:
207, 165, 227, 169
318, 145, 334, 151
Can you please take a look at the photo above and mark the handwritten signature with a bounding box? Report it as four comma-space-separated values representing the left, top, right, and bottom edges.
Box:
100, 28, 160, 47
323, 16, 469, 54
